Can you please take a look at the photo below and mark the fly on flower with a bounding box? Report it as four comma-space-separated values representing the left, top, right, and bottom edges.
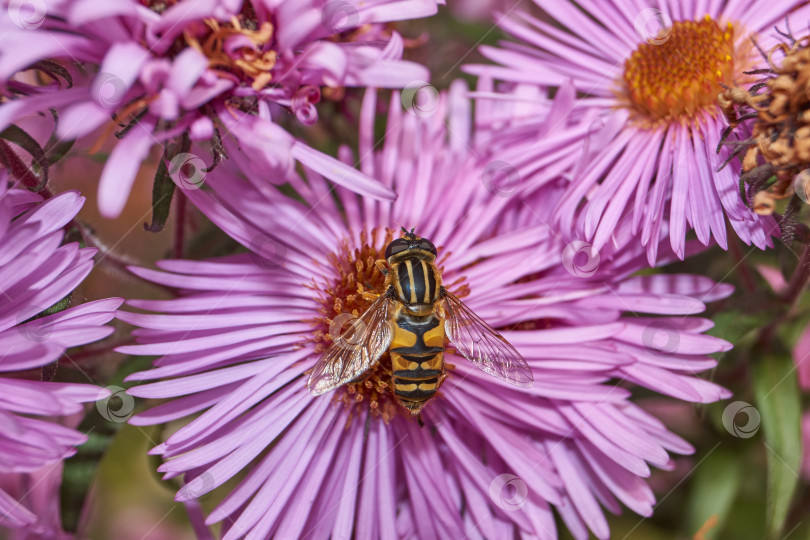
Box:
309, 227, 533, 413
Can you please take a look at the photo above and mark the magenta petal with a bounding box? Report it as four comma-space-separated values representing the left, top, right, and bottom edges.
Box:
97, 119, 155, 218
57, 101, 110, 139
291, 142, 396, 201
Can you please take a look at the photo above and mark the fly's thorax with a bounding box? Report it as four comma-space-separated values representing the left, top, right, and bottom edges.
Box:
390, 256, 442, 311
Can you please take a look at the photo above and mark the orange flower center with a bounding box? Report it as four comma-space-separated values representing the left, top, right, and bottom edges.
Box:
309, 229, 400, 422
623, 16, 736, 122
185, 17, 277, 91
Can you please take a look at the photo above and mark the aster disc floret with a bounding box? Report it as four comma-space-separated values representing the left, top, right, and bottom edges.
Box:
0, 181, 122, 534
464, 1, 810, 263
623, 16, 736, 122
311, 231, 398, 417
0, 0, 441, 217
118, 84, 733, 539
719, 30, 810, 220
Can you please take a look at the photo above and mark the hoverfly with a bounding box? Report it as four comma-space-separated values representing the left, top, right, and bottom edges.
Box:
308, 228, 533, 414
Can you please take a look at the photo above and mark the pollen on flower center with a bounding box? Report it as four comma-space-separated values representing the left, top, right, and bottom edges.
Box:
310, 228, 400, 422
623, 16, 736, 121
140, 0, 277, 91
185, 17, 277, 91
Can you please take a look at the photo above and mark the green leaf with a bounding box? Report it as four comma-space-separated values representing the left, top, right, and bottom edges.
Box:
753, 350, 802, 539
686, 448, 743, 539
708, 310, 773, 348
58, 354, 156, 531
44, 136, 75, 165
60, 425, 117, 532
143, 153, 175, 232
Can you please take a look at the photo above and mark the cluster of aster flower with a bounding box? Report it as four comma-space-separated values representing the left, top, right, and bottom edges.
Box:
2, 0, 810, 539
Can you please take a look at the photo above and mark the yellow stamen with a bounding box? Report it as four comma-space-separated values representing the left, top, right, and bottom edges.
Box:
185, 18, 277, 91
88, 97, 154, 155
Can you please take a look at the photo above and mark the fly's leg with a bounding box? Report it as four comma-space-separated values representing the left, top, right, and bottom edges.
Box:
357, 260, 390, 303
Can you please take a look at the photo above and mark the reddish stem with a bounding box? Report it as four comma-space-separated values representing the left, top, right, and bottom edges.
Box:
783, 242, 810, 305
174, 190, 186, 258
730, 236, 757, 292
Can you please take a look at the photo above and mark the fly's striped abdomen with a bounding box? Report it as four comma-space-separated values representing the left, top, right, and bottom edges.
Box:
393, 258, 441, 305
389, 310, 445, 413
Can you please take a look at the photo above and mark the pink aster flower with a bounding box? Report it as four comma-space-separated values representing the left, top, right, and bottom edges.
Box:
0, 0, 442, 217
0, 181, 122, 533
117, 84, 732, 540
464, 1, 810, 263
1, 459, 73, 539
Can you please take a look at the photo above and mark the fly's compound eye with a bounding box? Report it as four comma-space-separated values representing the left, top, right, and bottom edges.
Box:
385, 238, 410, 258
419, 238, 437, 256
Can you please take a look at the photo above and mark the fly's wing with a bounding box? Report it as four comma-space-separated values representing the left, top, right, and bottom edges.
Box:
442, 288, 533, 388
308, 289, 393, 395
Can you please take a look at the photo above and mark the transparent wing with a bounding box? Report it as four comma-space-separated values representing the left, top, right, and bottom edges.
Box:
308, 289, 393, 395
442, 288, 533, 387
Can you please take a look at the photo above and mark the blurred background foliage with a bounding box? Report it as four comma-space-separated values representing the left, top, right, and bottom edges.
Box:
9, 5, 809, 540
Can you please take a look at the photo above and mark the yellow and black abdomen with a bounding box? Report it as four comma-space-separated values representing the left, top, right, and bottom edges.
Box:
389, 309, 445, 413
